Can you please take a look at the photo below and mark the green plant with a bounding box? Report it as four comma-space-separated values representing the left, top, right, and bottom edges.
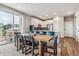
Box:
1, 25, 7, 36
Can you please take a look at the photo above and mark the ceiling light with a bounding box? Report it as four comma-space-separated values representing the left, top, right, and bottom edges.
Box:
55, 16, 60, 21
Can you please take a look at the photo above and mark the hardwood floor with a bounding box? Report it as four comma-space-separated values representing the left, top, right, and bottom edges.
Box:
60, 37, 79, 56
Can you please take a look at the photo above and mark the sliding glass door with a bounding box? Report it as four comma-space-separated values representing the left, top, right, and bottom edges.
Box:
0, 10, 20, 44
0, 10, 13, 43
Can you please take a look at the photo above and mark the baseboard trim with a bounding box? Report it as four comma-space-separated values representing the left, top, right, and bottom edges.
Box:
64, 36, 76, 40
60, 37, 64, 39
0, 41, 14, 46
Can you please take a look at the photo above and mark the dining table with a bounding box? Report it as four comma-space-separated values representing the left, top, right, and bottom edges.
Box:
33, 35, 54, 56
16, 33, 54, 56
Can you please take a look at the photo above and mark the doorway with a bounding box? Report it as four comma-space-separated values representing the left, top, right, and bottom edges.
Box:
64, 16, 74, 37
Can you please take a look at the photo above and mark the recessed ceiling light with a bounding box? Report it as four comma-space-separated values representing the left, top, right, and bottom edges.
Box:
55, 16, 60, 20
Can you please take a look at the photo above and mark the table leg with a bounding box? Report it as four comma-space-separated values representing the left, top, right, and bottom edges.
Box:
39, 41, 44, 56
17, 36, 19, 51
44, 42, 47, 52
14, 36, 16, 46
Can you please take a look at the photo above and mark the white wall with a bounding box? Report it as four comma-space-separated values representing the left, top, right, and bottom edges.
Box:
64, 16, 75, 37
59, 17, 64, 38
53, 16, 64, 38
53, 17, 60, 32
75, 10, 79, 42
21, 15, 31, 33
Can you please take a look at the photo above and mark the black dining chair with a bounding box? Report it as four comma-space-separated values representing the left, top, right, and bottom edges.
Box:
17, 34, 25, 53
43, 35, 58, 56
24, 35, 39, 56
41, 31, 47, 35
14, 32, 21, 46
47, 31, 55, 36
35, 31, 40, 35
14, 32, 22, 51
43, 31, 55, 52
30, 30, 34, 33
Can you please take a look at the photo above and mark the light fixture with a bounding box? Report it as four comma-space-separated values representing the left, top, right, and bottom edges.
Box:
55, 16, 60, 21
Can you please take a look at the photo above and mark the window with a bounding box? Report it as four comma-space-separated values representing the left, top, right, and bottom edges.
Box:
0, 10, 20, 44
14, 15, 20, 32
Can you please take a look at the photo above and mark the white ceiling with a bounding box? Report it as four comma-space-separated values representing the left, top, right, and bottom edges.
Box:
2, 3, 79, 17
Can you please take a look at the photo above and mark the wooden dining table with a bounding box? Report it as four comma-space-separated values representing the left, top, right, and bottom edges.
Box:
33, 35, 53, 56
16, 33, 53, 56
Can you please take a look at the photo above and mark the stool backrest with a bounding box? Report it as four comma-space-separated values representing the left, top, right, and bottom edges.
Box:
53, 35, 58, 48
35, 31, 40, 34
19, 35, 24, 44
47, 31, 55, 36
41, 31, 47, 35
24, 35, 33, 42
